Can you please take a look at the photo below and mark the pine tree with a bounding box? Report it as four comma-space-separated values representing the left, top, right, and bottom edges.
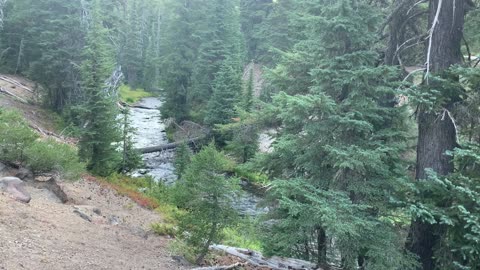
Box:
120, 108, 143, 173
78, 0, 121, 176
159, 0, 200, 121
190, 0, 245, 117
121, 0, 144, 88
0, 0, 85, 111
172, 144, 239, 264
174, 142, 191, 179
257, 0, 415, 268
204, 59, 243, 127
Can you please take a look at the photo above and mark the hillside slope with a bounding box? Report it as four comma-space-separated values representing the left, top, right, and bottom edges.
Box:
0, 74, 189, 270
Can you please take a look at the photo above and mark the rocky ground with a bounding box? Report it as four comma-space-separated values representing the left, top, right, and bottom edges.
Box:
0, 173, 190, 270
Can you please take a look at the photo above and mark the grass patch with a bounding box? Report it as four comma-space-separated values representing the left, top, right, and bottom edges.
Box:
222, 218, 263, 252
91, 173, 160, 209
234, 165, 269, 185
119, 84, 153, 104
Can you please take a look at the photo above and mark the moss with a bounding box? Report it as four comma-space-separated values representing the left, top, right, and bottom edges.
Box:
118, 84, 153, 104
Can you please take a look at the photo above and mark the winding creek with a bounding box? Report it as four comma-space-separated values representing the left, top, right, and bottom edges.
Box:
129, 97, 266, 216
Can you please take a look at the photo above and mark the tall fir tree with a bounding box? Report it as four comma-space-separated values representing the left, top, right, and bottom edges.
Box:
159, 0, 201, 121
190, 0, 245, 119
78, 0, 121, 176
256, 0, 416, 268
205, 59, 243, 127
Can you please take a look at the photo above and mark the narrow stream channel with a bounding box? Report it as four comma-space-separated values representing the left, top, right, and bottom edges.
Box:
129, 97, 266, 216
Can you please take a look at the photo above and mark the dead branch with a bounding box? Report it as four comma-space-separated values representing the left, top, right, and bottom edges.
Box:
425, 0, 443, 83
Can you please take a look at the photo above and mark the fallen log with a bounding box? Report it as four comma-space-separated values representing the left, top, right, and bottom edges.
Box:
0, 75, 33, 93
136, 137, 205, 154
0, 86, 28, 103
119, 101, 157, 110
210, 245, 319, 270
192, 262, 244, 270
0, 76, 31, 90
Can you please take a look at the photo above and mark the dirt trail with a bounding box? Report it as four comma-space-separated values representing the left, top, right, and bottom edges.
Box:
0, 177, 190, 270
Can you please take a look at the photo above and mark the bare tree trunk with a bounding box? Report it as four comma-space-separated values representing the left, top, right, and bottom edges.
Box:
15, 38, 24, 75
406, 1, 465, 269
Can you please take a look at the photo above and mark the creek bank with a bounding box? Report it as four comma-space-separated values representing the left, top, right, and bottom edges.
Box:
129, 97, 267, 216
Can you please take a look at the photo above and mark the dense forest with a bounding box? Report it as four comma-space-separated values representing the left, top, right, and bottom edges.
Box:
0, 0, 480, 269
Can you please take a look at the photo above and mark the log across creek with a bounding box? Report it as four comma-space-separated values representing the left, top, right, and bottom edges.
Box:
135, 136, 205, 154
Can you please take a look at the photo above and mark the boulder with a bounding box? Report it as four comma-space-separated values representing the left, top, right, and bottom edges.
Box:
0, 177, 31, 203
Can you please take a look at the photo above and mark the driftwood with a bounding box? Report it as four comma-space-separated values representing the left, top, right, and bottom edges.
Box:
136, 137, 204, 154
210, 245, 319, 270
0, 86, 28, 103
0, 75, 33, 93
119, 101, 158, 110
192, 263, 244, 270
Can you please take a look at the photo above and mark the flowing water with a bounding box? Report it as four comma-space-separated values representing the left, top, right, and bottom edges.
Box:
129, 97, 266, 216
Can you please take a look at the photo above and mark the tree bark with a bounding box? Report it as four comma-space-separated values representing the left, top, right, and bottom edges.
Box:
406, 1, 465, 269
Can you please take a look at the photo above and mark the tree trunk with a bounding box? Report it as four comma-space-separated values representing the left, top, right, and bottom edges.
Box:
406, 1, 465, 269
316, 226, 327, 265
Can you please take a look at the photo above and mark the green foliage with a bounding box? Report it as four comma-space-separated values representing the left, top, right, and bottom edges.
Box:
190, 0, 245, 115
0, 109, 84, 180
118, 84, 153, 104
255, 0, 415, 267
407, 144, 480, 269
216, 108, 259, 163
151, 223, 177, 237
205, 61, 243, 127
174, 143, 191, 179
172, 144, 240, 263
0, 109, 38, 162
159, 0, 201, 122
0, 0, 84, 111
120, 109, 143, 173
24, 139, 85, 180
222, 217, 263, 251
263, 180, 417, 269
78, 0, 121, 176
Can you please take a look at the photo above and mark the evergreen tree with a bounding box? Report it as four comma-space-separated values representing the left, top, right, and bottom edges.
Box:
174, 142, 191, 179
120, 0, 144, 88
159, 0, 200, 121
257, 0, 415, 268
204, 59, 243, 126
0, 0, 85, 111
239, 0, 272, 61
172, 144, 239, 264
190, 0, 245, 118
78, 0, 121, 176
120, 108, 143, 173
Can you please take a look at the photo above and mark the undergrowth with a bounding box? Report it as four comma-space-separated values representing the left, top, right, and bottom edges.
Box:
118, 84, 153, 104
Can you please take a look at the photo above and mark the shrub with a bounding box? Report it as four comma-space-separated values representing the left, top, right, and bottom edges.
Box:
0, 109, 38, 162
151, 223, 177, 237
24, 138, 85, 180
